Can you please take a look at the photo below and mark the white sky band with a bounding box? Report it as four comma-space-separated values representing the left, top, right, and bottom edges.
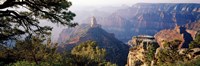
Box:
69, 0, 200, 6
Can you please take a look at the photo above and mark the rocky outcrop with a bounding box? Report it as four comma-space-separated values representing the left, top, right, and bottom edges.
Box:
127, 35, 159, 66
58, 17, 129, 66
127, 35, 200, 66
155, 25, 197, 48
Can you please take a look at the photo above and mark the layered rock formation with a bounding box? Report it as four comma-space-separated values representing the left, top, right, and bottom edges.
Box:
187, 20, 200, 31
155, 25, 197, 48
82, 3, 200, 42
58, 17, 129, 66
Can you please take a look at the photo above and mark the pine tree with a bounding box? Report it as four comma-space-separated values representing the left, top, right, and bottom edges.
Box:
0, 0, 77, 43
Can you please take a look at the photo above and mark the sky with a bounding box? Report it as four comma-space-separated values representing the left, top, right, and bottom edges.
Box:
68, 0, 200, 6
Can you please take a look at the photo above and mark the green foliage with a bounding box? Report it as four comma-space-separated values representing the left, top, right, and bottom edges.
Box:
132, 36, 200, 66
156, 48, 184, 65
70, 40, 116, 66
14, 36, 60, 64
7, 60, 117, 66
7, 61, 36, 66
156, 40, 184, 65
0, 38, 116, 66
163, 39, 182, 49
158, 61, 184, 66
0, 35, 62, 65
145, 42, 159, 64
189, 34, 200, 49
157, 56, 200, 66
0, 0, 77, 43
71, 41, 106, 62
7, 61, 64, 66
184, 57, 200, 66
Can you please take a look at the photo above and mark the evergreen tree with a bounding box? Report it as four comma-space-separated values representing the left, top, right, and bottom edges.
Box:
70, 40, 116, 66
0, 0, 77, 43
156, 40, 184, 65
189, 34, 200, 48
0, 35, 61, 65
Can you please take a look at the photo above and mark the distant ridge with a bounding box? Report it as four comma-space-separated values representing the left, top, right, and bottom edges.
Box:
80, 3, 200, 42
57, 17, 129, 66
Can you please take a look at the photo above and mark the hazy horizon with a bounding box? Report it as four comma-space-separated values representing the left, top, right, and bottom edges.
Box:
69, 0, 200, 7
50, 0, 200, 42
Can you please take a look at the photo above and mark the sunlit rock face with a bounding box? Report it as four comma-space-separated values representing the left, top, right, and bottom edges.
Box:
90, 16, 97, 27
154, 25, 197, 48
126, 35, 159, 66
90, 16, 101, 28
